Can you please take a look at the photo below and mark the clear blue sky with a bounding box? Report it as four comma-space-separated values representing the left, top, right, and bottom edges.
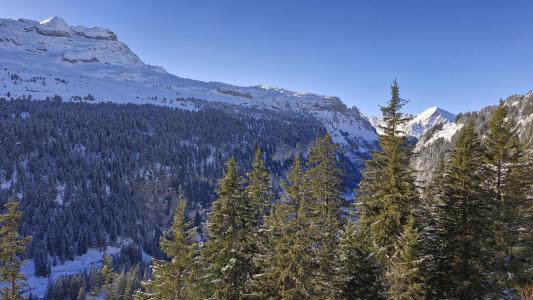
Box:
2, 0, 533, 116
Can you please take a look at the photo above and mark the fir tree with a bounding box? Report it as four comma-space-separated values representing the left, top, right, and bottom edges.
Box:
337, 219, 385, 300
0, 200, 32, 300
304, 134, 344, 299
357, 80, 418, 260
484, 102, 533, 290
138, 196, 196, 300
385, 216, 425, 300
197, 158, 255, 299
251, 155, 317, 299
245, 148, 272, 228
429, 122, 495, 298
99, 253, 116, 295
419, 161, 449, 299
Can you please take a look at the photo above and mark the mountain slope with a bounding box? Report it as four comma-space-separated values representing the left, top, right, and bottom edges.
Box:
412, 92, 533, 185
0, 16, 377, 158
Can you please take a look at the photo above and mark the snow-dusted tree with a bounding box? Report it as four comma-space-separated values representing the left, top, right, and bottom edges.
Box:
250, 155, 318, 299
484, 102, 533, 290
385, 216, 425, 300
137, 196, 196, 300
426, 122, 495, 298
0, 200, 32, 300
357, 80, 418, 261
197, 158, 256, 299
337, 218, 385, 299
304, 134, 344, 299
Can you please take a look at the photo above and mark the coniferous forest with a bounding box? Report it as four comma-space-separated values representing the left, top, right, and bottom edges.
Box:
1, 82, 532, 299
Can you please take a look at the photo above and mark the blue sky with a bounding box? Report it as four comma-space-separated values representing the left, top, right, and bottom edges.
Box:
2, 0, 532, 116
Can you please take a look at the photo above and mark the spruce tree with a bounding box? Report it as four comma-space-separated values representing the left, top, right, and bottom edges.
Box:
337, 218, 385, 299
429, 122, 495, 298
0, 200, 32, 300
137, 196, 196, 300
484, 102, 533, 289
385, 216, 425, 300
245, 148, 272, 228
99, 253, 116, 295
357, 80, 418, 260
304, 134, 344, 299
251, 155, 317, 299
420, 161, 449, 299
197, 158, 256, 299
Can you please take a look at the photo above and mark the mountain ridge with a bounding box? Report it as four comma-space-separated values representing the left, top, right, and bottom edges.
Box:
0, 16, 378, 158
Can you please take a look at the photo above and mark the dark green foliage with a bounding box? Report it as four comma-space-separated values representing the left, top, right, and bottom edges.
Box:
0, 200, 31, 300
251, 156, 318, 299
197, 158, 254, 299
357, 81, 418, 260
304, 134, 344, 298
137, 196, 196, 299
337, 220, 385, 300
425, 123, 495, 298
484, 102, 533, 291
385, 216, 425, 300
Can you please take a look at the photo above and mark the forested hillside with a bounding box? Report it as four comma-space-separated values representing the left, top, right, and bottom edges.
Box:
0, 97, 340, 275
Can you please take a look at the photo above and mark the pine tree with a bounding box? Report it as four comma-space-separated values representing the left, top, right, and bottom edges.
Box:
385, 216, 425, 300
244, 148, 272, 229
77, 286, 86, 300
484, 102, 533, 290
304, 134, 344, 299
429, 122, 495, 298
0, 200, 32, 300
357, 80, 418, 260
197, 158, 256, 299
251, 155, 317, 299
420, 161, 449, 299
337, 219, 385, 299
99, 253, 116, 295
138, 196, 196, 300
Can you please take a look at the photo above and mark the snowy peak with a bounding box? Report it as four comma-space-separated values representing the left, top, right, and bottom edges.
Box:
369, 106, 456, 138
39, 16, 68, 28
406, 107, 455, 138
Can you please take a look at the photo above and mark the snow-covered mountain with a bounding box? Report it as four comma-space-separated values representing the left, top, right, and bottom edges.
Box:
369, 106, 456, 138
0, 16, 378, 157
412, 92, 533, 185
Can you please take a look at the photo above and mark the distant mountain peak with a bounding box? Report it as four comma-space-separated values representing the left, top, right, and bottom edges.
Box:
369, 106, 456, 138
40, 16, 68, 27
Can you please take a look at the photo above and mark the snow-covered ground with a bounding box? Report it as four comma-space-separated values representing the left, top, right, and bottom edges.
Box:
0, 245, 152, 298
421, 122, 463, 147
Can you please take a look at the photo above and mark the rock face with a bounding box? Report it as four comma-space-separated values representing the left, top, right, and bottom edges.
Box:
0, 16, 378, 162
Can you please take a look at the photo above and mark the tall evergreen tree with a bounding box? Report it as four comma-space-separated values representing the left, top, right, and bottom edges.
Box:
197, 158, 255, 299
137, 196, 196, 300
357, 80, 418, 260
99, 253, 116, 296
337, 218, 385, 300
429, 122, 495, 298
251, 155, 317, 299
0, 200, 32, 300
245, 148, 272, 228
304, 134, 344, 299
385, 216, 425, 300
420, 161, 449, 299
484, 102, 533, 289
